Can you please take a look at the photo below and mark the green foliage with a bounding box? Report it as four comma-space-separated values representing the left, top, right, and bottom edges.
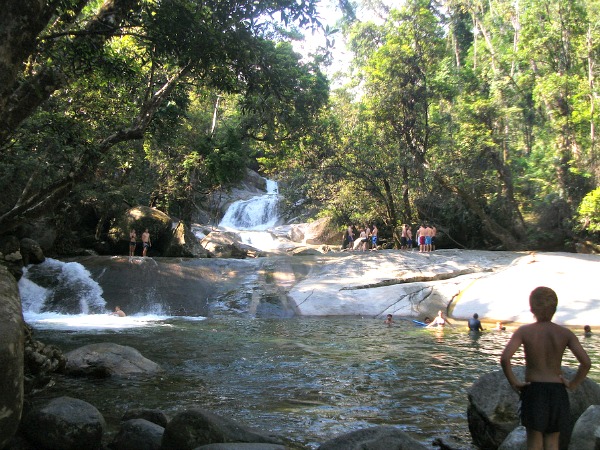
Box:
576, 188, 600, 233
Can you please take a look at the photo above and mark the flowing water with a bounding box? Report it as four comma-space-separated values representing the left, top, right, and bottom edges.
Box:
25, 315, 600, 449
20, 178, 600, 449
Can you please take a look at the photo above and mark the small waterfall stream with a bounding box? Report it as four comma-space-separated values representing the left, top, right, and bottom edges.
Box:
218, 178, 293, 251
219, 179, 280, 230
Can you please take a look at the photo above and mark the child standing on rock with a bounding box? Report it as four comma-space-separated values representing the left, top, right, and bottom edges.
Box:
500, 286, 591, 450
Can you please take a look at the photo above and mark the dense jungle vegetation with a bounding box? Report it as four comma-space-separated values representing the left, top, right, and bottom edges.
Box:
1, 0, 599, 252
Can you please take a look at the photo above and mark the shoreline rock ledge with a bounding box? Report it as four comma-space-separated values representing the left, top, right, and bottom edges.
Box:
287, 250, 600, 325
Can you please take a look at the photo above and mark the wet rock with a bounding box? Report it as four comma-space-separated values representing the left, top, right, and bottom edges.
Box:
201, 231, 251, 258
20, 238, 45, 266
498, 426, 526, 450
64, 343, 162, 377
121, 408, 169, 427
161, 408, 283, 450
467, 367, 600, 450
163, 221, 209, 258
0, 265, 24, 449
317, 425, 428, 450
569, 405, 600, 450
21, 396, 105, 450
0, 235, 23, 280
23, 324, 66, 394
110, 418, 163, 450
195, 444, 286, 449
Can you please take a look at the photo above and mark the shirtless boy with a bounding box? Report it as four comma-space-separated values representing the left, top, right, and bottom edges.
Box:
500, 286, 591, 450
141, 228, 151, 257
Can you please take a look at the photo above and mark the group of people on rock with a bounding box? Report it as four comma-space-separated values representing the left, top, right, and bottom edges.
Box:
129, 228, 152, 257
399, 223, 437, 252
342, 224, 379, 251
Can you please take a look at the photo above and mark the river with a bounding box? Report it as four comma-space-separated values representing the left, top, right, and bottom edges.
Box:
26, 314, 600, 449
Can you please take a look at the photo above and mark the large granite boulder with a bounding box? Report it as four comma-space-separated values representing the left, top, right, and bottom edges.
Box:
201, 231, 251, 258
111, 418, 164, 450
317, 425, 428, 450
569, 405, 600, 450
108, 206, 172, 256
64, 343, 162, 377
21, 396, 106, 450
109, 206, 208, 257
162, 221, 209, 257
468, 367, 600, 450
0, 266, 24, 449
161, 408, 283, 450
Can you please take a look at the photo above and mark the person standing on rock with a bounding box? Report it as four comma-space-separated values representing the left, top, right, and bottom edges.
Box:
406, 225, 413, 251
141, 228, 151, 257
417, 224, 426, 252
500, 286, 591, 450
370, 224, 378, 250
129, 229, 137, 257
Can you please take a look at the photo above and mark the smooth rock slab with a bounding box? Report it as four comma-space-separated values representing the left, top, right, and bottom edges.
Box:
64, 342, 162, 377
21, 396, 105, 450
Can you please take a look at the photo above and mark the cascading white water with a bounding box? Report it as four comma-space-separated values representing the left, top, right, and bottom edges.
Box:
218, 179, 289, 251
219, 179, 280, 230
19, 258, 180, 329
20, 258, 107, 315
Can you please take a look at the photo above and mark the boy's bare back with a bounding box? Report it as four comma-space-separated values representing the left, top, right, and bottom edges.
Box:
505, 321, 587, 385
501, 286, 591, 392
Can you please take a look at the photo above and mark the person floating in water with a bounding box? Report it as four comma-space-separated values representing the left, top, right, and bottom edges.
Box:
500, 286, 591, 450
494, 321, 506, 331
426, 310, 453, 328
584, 325, 592, 337
113, 306, 126, 317
384, 314, 394, 325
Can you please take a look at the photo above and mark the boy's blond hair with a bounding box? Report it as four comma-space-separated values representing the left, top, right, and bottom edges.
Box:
529, 286, 558, 322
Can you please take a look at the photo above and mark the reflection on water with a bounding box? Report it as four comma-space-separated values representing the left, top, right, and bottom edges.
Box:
29, 317, 600, 449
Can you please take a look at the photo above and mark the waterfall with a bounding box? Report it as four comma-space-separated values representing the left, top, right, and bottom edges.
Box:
19, 258, 179, 329
219, 179, 280, 231
218, 179, 288, 251
20, 258, 107, 315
